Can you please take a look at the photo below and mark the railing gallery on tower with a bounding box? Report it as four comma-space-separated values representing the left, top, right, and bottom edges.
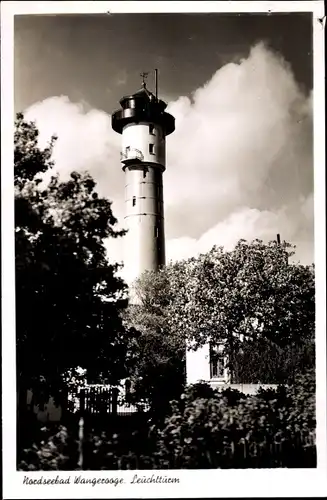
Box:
120, 147, 144, 162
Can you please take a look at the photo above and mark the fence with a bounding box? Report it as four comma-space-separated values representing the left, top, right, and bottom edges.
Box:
78, 387, 117, 415
69, 386, 139, 416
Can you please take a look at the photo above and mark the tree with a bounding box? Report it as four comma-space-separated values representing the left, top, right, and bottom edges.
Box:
15, 113, 128, 409
232, 335, 315, 384
123, 270, 186, 418
132, 239, 315, 383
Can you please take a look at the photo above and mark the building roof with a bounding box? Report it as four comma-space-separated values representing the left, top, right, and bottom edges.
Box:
120, 83, 155, 104
112, 81, 175, 136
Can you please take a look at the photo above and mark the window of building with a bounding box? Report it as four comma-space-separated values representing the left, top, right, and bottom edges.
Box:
210, 355, 225, 378
154, 226, 159, 238
132, 196, 136, 207
210, 344, 225, 379
149, 143, 155, 155
149, 124, 155, 135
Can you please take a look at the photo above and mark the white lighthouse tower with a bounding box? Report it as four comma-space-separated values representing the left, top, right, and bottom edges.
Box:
112, 71, 175, 294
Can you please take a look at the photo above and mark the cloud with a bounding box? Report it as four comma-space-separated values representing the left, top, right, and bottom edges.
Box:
164, 43, 312, 236
25, 95, 122, 196
24, 42, 313, 275
166, 199, 314, 265
25, 95, 126, 228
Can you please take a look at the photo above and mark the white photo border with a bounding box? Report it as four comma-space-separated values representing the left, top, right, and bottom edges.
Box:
1, 1, 326, 498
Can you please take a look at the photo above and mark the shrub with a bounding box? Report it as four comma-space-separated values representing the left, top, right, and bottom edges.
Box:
150, 376, 316, 468
18, 424, 79, 471
17, 373, 316, 470
285, 369, 315, 432
183, 382, 216, 400
220, 387, 244, 406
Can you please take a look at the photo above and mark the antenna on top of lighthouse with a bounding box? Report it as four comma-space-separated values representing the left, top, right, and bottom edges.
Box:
154, 68, 158, 101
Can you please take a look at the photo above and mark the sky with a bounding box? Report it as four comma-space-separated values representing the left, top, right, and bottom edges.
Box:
14, 12, 314, 274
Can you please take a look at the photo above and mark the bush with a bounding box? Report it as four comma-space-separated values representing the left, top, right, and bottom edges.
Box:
182, 382, 216, 400
17, 373, 316, 470
18, 424, 79, 471
220, 387, 244, 406
285, 369, 316, 431
150, 374, 316, 468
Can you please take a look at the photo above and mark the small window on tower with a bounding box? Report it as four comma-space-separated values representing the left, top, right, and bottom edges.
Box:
149, 124, 155, 135
149, 144, 155, 155
132, 196, 136, 207
154, 226, 159, 238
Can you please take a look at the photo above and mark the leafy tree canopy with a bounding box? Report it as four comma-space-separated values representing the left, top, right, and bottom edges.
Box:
158, 240, 314, 350
128, 239, 315, 385
123, 270, 185, 417
15, 113, 129, 403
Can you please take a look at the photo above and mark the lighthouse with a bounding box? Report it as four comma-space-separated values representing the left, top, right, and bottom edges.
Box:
112, 71, 175, 294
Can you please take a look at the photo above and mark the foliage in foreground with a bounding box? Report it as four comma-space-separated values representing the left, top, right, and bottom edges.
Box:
152, 370, 315, 468
18, 371, 316, 470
